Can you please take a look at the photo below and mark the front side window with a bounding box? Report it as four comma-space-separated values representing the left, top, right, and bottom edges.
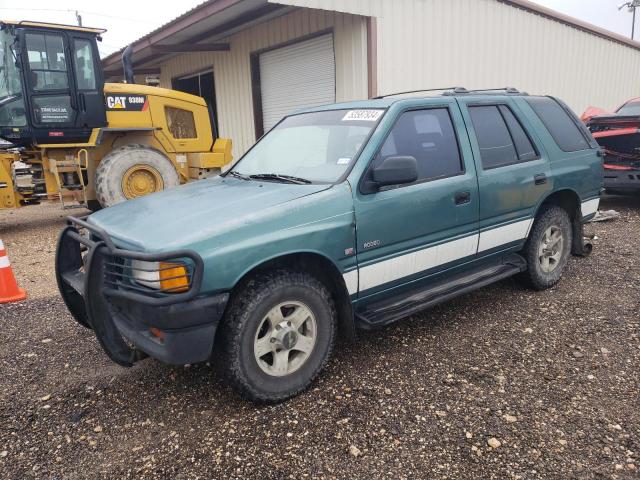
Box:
73, 39, 96, 90
373, 108, 463, 183
25, 32, 68, 91
469, 105, 538, 169
231, 109, 382, 183
525, 97, 589, 152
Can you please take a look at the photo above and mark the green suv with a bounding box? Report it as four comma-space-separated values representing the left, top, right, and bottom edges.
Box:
56, 88, 603, 402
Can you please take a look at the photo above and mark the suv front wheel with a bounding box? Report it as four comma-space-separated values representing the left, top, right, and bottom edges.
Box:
219, 270, 336, 403
519, 206, 573, 290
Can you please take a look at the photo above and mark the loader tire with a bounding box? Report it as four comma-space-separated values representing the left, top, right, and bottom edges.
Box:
94, 145, 179, 208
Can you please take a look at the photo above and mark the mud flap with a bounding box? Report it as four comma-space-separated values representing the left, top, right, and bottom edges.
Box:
571, 220, 593, 257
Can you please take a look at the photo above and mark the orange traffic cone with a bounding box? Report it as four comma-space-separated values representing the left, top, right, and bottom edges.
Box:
0, 239, 27, 303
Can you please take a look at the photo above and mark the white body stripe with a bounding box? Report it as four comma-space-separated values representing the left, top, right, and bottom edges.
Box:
0, 239, 4, 250
0, 256, 10, 268
358, 234, 479, 292
581, 198, 600, 217
342, 270, 358, 295
477, 219, 533, 253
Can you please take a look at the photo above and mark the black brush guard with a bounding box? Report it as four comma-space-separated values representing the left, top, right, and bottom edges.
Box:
55, 216, 205, 367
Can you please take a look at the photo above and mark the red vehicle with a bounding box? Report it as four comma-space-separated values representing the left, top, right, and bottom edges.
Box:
582, 99, 640, 194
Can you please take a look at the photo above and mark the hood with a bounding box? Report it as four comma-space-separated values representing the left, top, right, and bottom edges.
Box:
88, 176, 331, 251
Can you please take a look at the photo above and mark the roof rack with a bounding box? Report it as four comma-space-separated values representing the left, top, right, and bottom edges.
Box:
442, 87, 529, 96
376, 87, 529, 99
374, 87, 464, 99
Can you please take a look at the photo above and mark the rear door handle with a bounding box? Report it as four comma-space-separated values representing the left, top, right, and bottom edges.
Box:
454, 190, 471, 205
534, 173, 547, 185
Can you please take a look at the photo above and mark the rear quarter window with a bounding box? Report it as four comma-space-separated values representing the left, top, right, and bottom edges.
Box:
525, 97, 590, 152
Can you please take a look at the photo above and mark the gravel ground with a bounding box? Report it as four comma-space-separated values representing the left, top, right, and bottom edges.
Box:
0, 196, 639, 479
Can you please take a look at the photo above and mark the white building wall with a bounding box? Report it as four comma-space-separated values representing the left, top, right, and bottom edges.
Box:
275, 0, 640, 114
159, 9, 368, 158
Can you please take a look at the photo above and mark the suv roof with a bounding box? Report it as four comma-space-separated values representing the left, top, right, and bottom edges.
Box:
299, 87, 542, 114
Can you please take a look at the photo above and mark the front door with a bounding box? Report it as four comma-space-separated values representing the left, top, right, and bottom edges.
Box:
352, 99, 480, 301
20, 28, 106, 144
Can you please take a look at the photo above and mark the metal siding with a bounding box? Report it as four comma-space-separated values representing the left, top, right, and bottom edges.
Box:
278, 0, 640, 114
159, 9, 368, 158
259, 34, 336, 132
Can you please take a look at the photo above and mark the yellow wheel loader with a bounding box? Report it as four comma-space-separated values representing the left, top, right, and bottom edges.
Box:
0, 21, 232, 211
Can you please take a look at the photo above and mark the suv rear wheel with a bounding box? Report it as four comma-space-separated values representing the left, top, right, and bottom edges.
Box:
519, 206, 573, 290
219, 270, 336, 403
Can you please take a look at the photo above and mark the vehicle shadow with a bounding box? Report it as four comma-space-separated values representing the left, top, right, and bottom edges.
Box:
600, 193, 640, 210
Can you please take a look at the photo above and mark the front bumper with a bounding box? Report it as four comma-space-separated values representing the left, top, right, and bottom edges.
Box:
55, 216, 228, 366
603, 168, 640, 193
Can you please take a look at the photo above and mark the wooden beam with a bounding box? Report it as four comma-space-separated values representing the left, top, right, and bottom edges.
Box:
150, 43, 230, 53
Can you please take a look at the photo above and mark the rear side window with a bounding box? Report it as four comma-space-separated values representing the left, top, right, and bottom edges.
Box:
526, 97, 590, 152
375, 108, 463, 183
469, 105, 537, 169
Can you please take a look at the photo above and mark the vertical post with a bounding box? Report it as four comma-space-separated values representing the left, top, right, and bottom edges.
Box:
633, 7, 636, 40
75, 10, 83, 27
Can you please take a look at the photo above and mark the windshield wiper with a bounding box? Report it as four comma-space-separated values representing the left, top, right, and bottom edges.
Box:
228, 171, 251, 181
249, 173, 312, 184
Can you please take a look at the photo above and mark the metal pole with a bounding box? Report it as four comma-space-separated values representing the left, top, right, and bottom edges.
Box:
75, 10, 82, 27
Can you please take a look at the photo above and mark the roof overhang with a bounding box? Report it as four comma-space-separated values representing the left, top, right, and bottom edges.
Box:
102, 0, 292, 78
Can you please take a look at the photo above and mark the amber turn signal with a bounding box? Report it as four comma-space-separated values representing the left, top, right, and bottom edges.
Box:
159, 262, 189, 293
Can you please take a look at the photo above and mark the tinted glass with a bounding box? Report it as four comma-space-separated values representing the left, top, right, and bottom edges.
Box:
498, 105, 538, 162
375, 108, 463, 182
32, 95, 72, 123
526, 97, 589, 152
469, 105, 518, 169
73, 39, 96, 90
25, 33, 68, 90
166, 107, 197, 138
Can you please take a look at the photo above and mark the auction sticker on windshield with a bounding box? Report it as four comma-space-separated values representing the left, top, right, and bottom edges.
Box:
342, 110, 384, 122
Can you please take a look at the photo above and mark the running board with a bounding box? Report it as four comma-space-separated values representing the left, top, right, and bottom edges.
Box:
355, 253, 527, 329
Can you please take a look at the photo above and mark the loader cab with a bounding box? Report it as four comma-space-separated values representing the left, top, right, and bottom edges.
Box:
0, 22, 107, 147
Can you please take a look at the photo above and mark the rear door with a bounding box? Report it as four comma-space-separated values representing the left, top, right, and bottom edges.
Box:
457, 98, 551, 256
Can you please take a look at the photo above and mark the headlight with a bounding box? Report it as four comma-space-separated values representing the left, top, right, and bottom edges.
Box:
130, 260, 190, 293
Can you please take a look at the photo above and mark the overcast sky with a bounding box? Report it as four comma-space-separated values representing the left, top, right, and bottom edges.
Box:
2, 0, 638, 58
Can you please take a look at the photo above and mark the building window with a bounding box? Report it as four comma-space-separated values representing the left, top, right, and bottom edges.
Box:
469, 105, 538, 169
165, 107, 196, 139
525, 97, 590, 152
374, 108, 463, 184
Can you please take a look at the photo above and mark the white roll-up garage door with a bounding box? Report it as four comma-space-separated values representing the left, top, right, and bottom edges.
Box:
259, 34, 336, 133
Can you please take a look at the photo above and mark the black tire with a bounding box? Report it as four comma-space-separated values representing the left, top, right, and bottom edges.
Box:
95, 144, 179, 208
519, 206, 573, 290
219, 270, 336, 403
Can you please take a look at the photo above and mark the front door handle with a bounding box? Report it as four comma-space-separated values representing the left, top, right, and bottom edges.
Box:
454, 190, 471, 205
534, 173, 547, 185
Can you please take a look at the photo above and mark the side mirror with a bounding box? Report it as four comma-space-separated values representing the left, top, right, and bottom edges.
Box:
371, 155, 418, 187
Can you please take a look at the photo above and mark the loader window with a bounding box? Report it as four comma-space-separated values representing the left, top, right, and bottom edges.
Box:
25, 32, 68, 91
73, 39, 96, 90
165, 107, 197, 139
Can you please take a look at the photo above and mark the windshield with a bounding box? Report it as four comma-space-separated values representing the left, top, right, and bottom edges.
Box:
617, 101, 640, 116
0, 29, 26, 127
231, 109, 385, 183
